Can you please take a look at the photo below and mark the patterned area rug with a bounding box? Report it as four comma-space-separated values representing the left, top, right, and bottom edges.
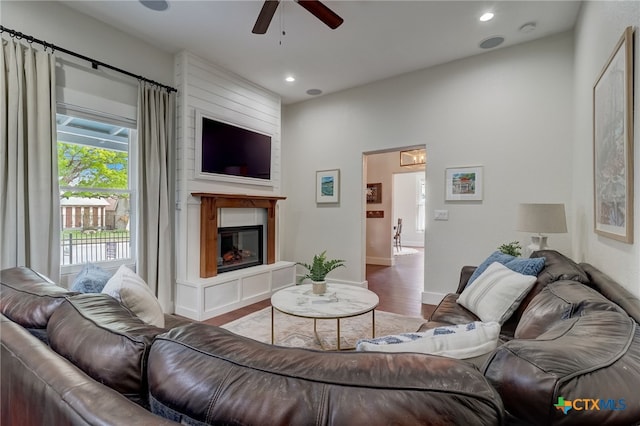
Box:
222, 307, 425, 351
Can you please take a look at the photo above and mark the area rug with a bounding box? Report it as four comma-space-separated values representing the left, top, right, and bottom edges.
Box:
221, 307, 425, 351
394, 247, 419, 256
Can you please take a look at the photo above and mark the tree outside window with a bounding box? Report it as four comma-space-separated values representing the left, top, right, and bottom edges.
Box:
57, 113, 135, 266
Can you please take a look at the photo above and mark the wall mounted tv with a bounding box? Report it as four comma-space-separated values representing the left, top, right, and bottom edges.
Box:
195, 110, 273, 186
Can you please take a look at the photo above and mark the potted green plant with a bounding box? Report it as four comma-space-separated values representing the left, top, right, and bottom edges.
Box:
297, 251, 346, 295
498, 241, 522, 257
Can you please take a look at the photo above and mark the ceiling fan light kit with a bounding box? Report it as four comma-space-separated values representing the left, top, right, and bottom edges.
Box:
252, 0, 344, 35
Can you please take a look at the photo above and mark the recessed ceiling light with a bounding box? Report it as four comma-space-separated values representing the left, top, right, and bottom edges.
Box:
479, 12, 494, 22
479, 36, 505, 49
139, 0, 169, 11
285, 76, 296, 83
306, 89, 323, 96
519, 22, 537, 33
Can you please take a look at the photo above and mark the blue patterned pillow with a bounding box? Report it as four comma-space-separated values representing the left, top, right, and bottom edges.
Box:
71, 264, 112, 293
467, 252, 546, 288
505, 257, 545, 277
356, 321, 500, 359
467, 251, 515, 285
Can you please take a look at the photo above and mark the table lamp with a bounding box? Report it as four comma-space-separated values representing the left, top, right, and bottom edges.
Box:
516, 203, 567, 255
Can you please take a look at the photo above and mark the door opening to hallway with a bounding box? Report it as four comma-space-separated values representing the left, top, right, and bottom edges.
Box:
364, 148, 429, 318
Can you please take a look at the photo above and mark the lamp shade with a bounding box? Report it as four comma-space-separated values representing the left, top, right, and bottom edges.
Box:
516, 203, 567, 234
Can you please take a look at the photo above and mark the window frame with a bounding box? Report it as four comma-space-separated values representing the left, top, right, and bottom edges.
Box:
57, 104, 138, 274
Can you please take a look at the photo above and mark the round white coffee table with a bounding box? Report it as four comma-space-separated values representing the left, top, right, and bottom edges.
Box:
271, 283, 379, 350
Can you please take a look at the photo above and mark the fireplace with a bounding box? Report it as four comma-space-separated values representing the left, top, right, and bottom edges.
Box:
217, 225, 264, 273
193, 193, 285, 277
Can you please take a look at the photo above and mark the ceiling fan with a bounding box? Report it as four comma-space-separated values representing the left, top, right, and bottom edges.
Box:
252, 0, 344, 34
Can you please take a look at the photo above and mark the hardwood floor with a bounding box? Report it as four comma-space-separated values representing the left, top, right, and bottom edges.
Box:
203, 247, 435, 327
367, 247, 435, 318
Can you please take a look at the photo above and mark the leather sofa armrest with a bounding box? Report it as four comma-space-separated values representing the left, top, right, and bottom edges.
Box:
1, 315, 178, 426
484, 311, 640, 425
456, 265, 477, 294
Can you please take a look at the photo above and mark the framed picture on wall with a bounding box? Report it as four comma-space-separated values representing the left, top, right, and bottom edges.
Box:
445, 166, 483, 201
316, 169, 340, 204
593, 26, 634, 243
366, 183, 382, 203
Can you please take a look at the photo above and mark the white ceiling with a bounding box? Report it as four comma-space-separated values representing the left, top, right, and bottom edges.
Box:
61, 0, 582, 105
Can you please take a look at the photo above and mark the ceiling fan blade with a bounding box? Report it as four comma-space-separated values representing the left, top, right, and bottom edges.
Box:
296, 0, 344, 30
252, 1, 280, 34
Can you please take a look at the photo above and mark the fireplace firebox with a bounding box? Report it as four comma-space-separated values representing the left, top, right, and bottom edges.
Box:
217, 225, 264, 273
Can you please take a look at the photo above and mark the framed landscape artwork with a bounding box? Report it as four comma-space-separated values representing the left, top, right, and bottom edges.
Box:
445, 166, 483, 201
593, 26, 634, 243
316, 169, 340, 204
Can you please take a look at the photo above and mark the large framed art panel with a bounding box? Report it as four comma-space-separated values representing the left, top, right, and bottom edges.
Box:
593, 26, 634, 243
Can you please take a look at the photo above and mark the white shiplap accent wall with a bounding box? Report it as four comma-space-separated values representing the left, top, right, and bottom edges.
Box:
175, 51, 281, 206
174, 52, 292, 320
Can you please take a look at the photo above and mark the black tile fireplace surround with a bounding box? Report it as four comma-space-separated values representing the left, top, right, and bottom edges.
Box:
217, 225, 264, 273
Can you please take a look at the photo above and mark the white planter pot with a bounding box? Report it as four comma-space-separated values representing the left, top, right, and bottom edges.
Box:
311, 280, 327, 295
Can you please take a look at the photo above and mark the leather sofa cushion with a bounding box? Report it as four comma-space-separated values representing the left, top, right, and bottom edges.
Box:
1, 315, 179, 426
515, 281, 625, 339
47, 294, 166, 406
428, 293, 479, 324
530, 250, 590, 284
499, 250, 591, 338
148, 323, 505, 425
484, 311, 640, 425
0, 266, 77, 328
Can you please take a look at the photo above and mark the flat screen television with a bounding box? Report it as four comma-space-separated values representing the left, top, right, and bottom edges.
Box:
195, 110, 272, 185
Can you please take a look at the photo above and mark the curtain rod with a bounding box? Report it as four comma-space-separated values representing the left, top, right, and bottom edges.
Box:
1, 25, 177, 93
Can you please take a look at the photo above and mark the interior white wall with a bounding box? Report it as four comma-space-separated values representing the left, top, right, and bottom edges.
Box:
572, 1, 640, 295
1, 1, 174, 88
283, 32, 575, 300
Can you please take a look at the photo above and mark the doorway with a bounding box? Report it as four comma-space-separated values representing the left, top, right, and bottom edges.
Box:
363, 147, 425, 265
363, 147, 426, 315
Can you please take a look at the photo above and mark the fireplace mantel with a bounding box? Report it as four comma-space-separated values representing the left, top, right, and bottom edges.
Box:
192, 193, 286, 278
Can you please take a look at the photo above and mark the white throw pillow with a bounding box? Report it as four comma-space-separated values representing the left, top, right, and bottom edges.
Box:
458, 261, 536, 324
102, 265, 165, 328
356, 321, 500, 359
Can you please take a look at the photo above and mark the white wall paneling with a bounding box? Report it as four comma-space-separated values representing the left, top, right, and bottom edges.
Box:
175, 262, 295, 321
174, 51, 292, 318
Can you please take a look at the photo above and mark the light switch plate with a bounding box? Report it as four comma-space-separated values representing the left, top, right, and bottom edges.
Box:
434, 210, 449, 221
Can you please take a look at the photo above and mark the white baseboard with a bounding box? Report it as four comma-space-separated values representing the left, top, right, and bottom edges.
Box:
422, 291, 445, 306
401, 240, 424, 248
366, 256, 393, 266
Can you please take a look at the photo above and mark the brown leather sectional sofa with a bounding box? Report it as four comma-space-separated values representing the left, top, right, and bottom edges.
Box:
422, 250, 640, 425
1, 266, 503, 425
1, 250, 639, 425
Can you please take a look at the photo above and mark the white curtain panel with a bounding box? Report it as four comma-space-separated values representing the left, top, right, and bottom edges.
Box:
1, 38, 60, 281
137, 83, 175, 312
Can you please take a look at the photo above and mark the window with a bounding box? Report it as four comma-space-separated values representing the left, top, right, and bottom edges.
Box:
57, 111, 136, 267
